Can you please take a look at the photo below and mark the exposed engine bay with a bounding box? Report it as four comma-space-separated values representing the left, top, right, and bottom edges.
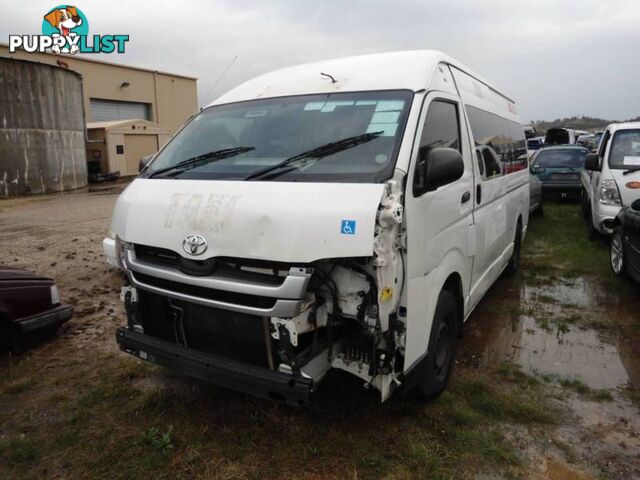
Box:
118, 181, 406, 402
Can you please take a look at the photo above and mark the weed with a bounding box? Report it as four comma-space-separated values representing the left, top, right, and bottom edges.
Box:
140, 426, 174, 455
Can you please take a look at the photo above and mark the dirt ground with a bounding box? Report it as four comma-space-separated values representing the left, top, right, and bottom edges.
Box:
0, 185, 638, 479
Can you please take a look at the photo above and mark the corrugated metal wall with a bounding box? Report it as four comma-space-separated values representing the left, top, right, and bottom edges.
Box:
0, 57, 87, 196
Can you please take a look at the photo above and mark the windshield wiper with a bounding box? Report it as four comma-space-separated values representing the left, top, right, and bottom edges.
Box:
243, 131, 383, 181
148, 147, 255, 178
622, 167, 640, 175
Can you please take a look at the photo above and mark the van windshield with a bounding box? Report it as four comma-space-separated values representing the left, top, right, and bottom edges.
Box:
609, 129, 640, 169
145, 91, 413, 182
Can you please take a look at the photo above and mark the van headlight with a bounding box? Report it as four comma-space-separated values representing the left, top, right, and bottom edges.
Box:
598, 179, 622, 206
117, 238, 133, 270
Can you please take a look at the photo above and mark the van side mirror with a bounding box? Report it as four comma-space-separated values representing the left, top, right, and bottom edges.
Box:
530, 164, 544, 174
139, 154, 154, 173
584, 153, 600, 171
414, 147, 464, 195
632, 199, 640, 211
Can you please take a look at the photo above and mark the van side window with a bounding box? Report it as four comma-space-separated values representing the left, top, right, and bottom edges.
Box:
413, 100, 461, 196
465, 105, 527, 176
479, 147, 502, 179
475, 149, 485, 176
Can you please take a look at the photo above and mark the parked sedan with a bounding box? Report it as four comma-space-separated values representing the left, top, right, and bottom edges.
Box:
0, 267, 73, 352
610, 199, 640, 283
530, 146, 589, 198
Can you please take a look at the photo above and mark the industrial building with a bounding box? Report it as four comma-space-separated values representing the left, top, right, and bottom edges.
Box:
0, 43, 198, 133
87, 120, 171, 177
0, 57, 87, 196
0, 44, 198, 193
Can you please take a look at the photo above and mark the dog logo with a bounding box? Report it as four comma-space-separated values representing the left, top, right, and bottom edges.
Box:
182, 235, 208, 256
43, 6, 87, 54
9, 5, 129, 55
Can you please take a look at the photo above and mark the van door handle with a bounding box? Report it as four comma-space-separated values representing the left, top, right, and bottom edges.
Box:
476, 184, 482, 204
461, 191, 471, 204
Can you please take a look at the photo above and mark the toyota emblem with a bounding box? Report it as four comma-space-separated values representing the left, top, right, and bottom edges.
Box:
182, 234, 208, 256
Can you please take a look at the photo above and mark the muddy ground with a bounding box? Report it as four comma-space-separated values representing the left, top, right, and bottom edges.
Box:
0, 186, 638, 479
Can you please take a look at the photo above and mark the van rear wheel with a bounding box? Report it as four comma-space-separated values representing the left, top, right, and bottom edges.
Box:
414, 290, 458, 401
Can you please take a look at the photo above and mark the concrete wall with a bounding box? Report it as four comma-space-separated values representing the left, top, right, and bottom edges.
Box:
0, 58, 87, 196
0, 44, 198, 133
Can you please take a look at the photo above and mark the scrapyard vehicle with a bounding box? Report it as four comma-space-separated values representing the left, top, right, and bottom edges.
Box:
0, 267, 73, 352
104, 50, 529, 405
582, 122, 640, 237
609, 199, 640, 283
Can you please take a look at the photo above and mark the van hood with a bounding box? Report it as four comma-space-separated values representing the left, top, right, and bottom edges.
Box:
610, 169, 640, 207
110, 179, 385, 263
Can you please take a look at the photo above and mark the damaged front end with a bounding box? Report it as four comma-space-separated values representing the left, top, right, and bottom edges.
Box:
116, 181, 406, 404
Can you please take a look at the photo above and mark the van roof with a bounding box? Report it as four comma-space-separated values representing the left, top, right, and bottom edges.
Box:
209, 50, 514, 107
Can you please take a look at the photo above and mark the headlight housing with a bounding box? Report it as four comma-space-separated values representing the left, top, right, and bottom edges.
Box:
117, 237, 132, 270
50, 285, 60, 306
598, 179, 621, 206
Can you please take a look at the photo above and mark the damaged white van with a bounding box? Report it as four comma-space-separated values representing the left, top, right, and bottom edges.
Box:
104, 51, 528, 405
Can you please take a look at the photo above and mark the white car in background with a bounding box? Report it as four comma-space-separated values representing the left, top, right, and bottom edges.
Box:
582, 122, 640, 237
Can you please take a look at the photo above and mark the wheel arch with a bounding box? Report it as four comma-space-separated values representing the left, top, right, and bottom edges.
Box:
441, 272, 464, 338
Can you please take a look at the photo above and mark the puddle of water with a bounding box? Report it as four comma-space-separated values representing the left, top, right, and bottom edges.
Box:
462, 276, 640, 391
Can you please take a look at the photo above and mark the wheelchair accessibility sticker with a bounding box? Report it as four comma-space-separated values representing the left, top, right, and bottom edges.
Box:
340, 220, 356, 235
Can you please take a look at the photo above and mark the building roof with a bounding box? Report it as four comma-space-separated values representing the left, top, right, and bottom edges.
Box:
0, 42, 197, 80
210, 50, 512, 107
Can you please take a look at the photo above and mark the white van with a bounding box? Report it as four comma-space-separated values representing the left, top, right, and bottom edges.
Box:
104, 51, 529, 405
582, 122, 640, 236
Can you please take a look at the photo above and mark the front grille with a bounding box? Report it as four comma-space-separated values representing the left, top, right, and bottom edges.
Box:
132, 271, 277, 309
134, 243, 289, 282
137, 290, 268, 366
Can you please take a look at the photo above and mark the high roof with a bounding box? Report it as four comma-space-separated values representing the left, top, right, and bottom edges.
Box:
209, 50, 511, 107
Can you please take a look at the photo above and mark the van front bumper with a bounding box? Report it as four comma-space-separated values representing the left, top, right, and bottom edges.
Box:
116, 328, 313, 406
594, 204, 621, 234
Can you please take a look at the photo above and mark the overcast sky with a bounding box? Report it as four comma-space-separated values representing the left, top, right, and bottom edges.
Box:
3, 0, 639, 122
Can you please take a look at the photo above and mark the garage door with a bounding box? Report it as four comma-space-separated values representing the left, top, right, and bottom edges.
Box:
123, 134, 158, 176
91, 99, 151, 122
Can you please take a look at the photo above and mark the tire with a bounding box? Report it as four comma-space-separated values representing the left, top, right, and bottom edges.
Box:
610, 228, 626, 277
504, 221, 522, 276
414, 290, 458, 400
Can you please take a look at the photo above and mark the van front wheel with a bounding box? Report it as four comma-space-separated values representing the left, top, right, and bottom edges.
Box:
415, 290, 458, 401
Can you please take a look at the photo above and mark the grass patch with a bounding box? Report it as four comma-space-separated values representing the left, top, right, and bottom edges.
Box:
0, 437, 40, 466
1, 377, 36, 395
553, 376, 613, 402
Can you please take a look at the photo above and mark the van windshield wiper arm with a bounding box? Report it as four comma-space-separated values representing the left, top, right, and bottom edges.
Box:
148, 147, 255, 178
243, 131, 383, 181
622, 167, 640, 175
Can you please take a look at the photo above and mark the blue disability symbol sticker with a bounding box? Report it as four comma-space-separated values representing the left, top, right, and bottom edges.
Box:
341, 220, 356, 235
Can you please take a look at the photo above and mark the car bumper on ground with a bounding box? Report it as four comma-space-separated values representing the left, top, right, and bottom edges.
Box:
16, 304, 74, 334
116, 328, 314, 406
